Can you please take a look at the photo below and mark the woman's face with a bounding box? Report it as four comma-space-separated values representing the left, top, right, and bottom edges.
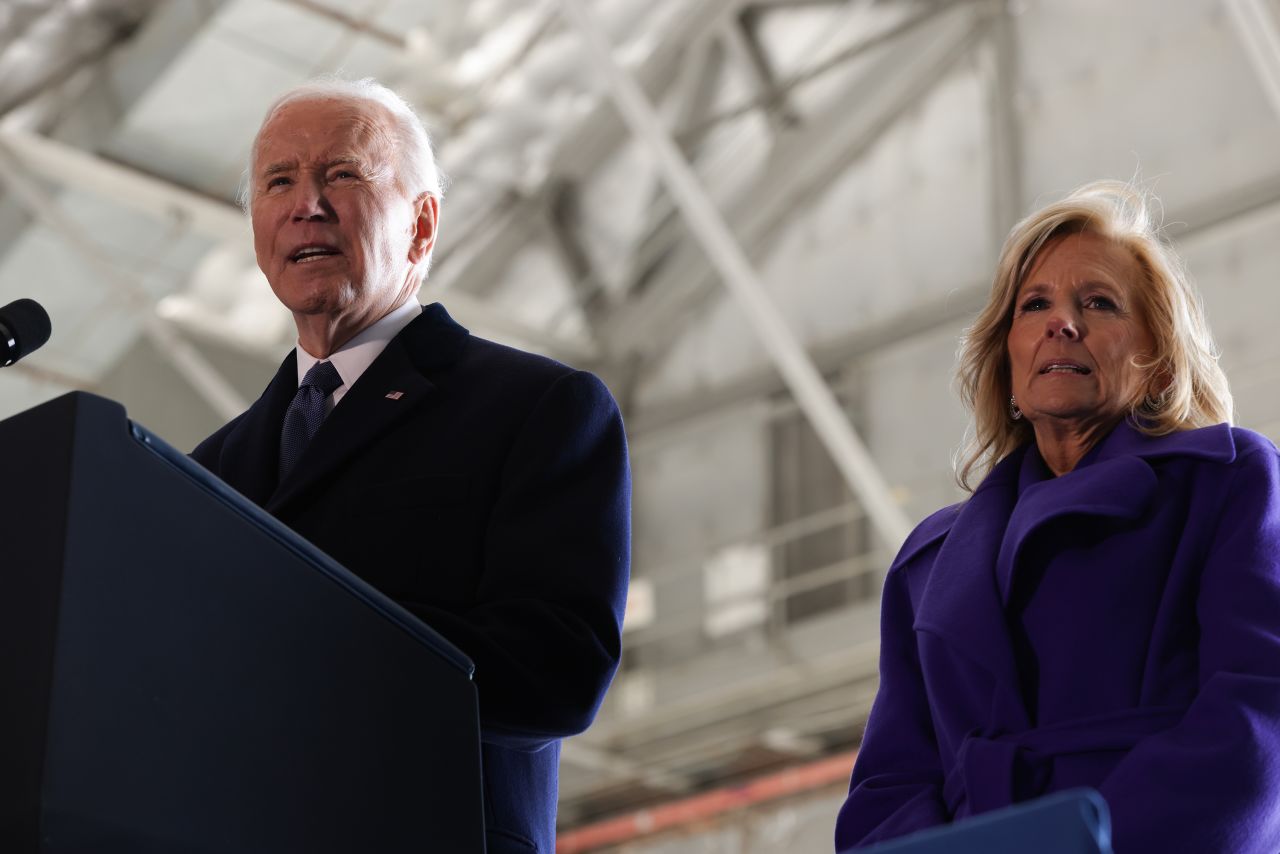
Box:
1006, 231, 1155, 431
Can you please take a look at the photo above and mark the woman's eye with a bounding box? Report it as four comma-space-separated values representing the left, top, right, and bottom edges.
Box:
331, 170, 356, 180
1019, 297, 1049, 312
1085, 296, 1117, 310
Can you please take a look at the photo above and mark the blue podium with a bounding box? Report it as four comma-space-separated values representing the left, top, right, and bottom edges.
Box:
0, 393, 486, 852
849, 789, 1113, 854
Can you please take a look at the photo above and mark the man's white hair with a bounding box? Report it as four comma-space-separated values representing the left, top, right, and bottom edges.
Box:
243, 76, 444, 208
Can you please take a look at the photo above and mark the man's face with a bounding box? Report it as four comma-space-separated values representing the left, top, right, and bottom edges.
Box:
250, 97, 433, 339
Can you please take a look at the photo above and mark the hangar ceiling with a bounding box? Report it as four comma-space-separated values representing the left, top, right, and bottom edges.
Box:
0, 0, 989, 422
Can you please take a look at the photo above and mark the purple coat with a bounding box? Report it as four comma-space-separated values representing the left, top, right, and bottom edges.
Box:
835, 421, 1280, 852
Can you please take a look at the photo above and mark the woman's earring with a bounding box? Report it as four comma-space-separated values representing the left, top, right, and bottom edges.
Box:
1009, 395, 1023, 421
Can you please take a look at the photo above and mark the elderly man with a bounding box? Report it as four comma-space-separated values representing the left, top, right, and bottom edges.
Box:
192, 78, 630, 854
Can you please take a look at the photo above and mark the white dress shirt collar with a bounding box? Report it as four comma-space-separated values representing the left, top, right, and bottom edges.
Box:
294, 301, 422, 410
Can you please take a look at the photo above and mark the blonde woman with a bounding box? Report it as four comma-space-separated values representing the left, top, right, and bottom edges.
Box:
836, 182, 1280, 852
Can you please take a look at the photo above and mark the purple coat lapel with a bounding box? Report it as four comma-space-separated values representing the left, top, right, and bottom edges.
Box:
912, 421, 1238, 731
914, 448, 1023, 697
996, 456, 1156, 604
996, 423, 1235, 606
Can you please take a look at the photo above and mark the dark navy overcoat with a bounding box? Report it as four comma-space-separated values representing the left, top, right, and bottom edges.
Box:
193, 303, 631, 854
835, 421, 1280, 852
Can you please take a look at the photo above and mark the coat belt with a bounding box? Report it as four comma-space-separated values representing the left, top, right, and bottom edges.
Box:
942, 705, 1185, 816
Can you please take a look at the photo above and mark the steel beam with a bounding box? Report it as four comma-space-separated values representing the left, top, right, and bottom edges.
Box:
599, 3, 985, 366
278, 0, 407, 48
669, 34, 728, 155
0, 137, 248, 421
718, 10, 799, 132
0, 0, 230, 271
561, 0, 912, 549
0, 7, 142, 119
637, 33, 725, 213
626, 166, 1280, 442
441, 289, 599, 363
613, 37, 726, 302
628, 284, 988, 443
427, 0, 745, 300
560, 660, 880, 820
983, 0, 1023, 258
543, 180, 610, 327
428, 187, 548, 296
746, 0, 863, 7
579, 637, 881, 770
607, 1, 956, 347
1164, 170, 1280, 240
679, 0, 965, 139
0, 126, 249, 243
561, 740, 691, 794
1225, 0, 1280, 120
0, 126, 597, 363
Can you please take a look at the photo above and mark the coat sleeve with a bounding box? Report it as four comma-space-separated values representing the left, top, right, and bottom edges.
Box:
835, 551, 951, 850
397, 370, 631, 751
1099, 444, 1280, 853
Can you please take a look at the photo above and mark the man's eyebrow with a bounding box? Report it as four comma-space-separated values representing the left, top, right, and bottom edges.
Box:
258, 156, 371, 181
324, 155, 376, 174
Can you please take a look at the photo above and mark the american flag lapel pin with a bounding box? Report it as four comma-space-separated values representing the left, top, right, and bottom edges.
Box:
385, 391, 405, 400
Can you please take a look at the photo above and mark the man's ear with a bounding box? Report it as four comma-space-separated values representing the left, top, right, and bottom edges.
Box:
408, 193, 439, 264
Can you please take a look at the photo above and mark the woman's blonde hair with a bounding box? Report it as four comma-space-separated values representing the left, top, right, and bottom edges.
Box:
955, 180, 1233, 490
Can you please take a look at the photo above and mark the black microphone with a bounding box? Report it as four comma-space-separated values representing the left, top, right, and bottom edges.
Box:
0, 299, 52, 367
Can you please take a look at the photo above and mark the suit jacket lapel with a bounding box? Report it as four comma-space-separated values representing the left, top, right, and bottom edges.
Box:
266, 303, 470, 515
217, 351, 298, 506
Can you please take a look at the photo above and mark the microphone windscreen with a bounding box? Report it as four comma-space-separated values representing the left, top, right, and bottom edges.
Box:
0, 299, 52, 363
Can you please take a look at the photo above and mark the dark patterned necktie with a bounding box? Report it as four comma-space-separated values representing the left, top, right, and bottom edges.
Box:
279, 360, 343, 481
